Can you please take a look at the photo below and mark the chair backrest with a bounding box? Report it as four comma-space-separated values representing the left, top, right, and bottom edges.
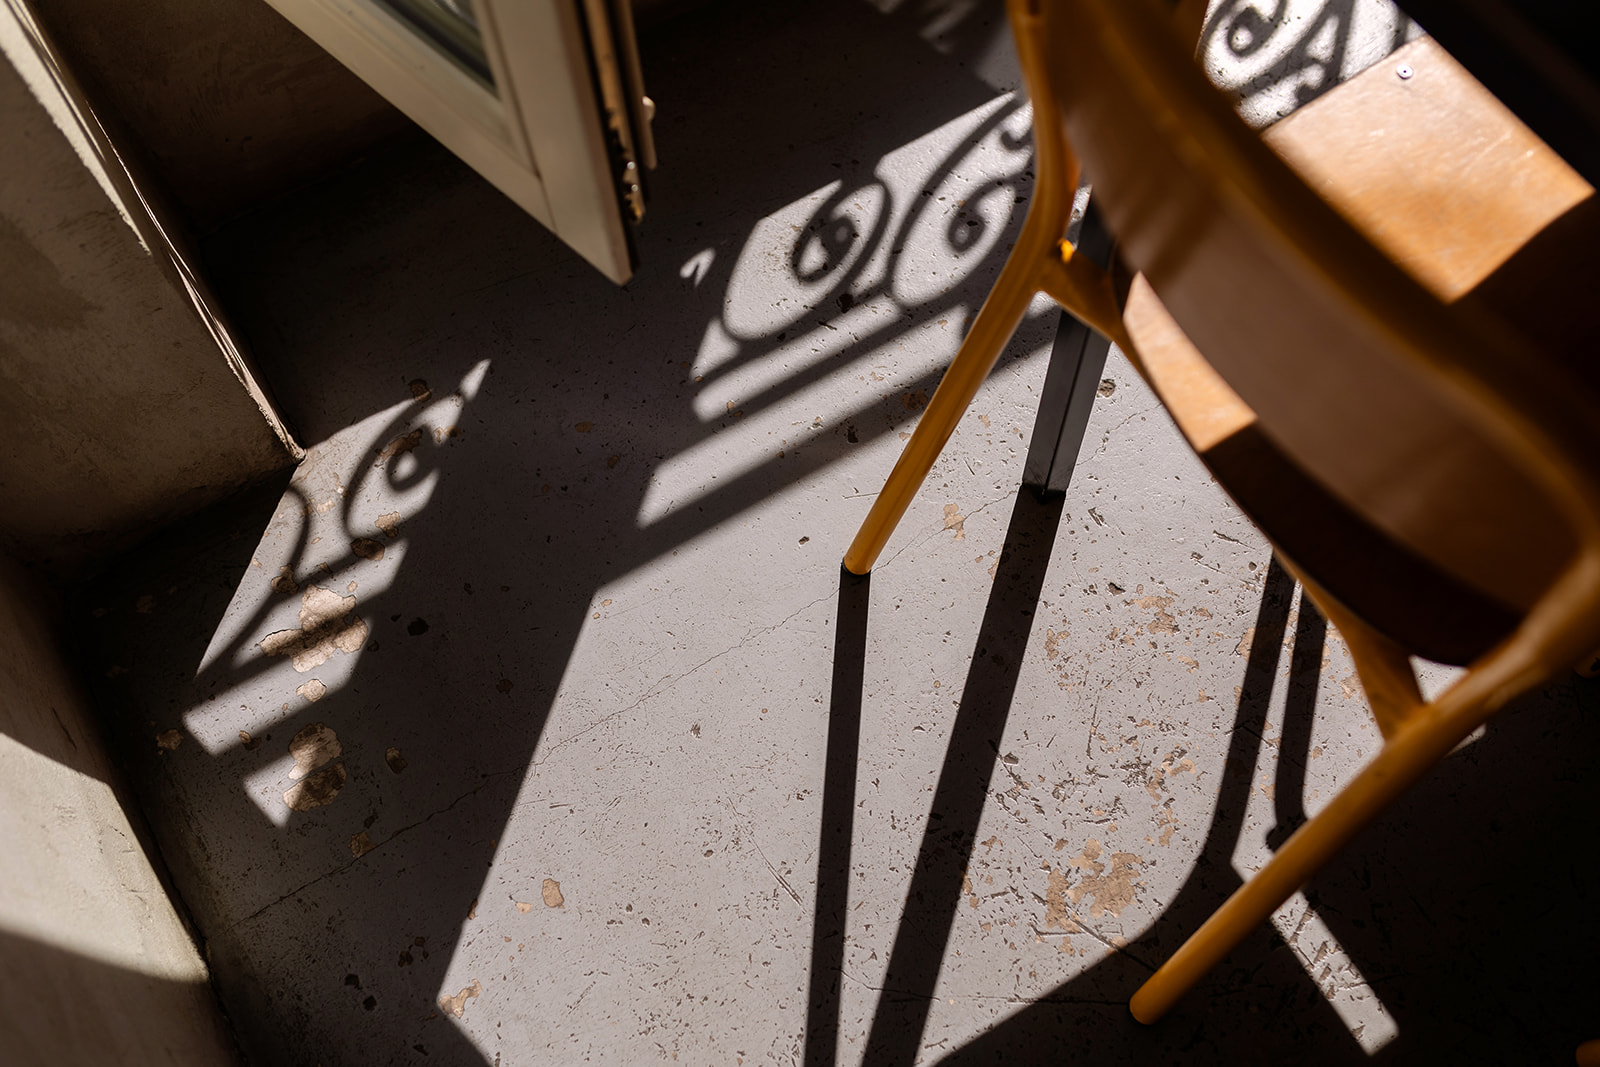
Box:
1038, 0, 1600, 632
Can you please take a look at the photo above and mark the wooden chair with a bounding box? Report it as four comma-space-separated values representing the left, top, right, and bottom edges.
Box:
842, 0, 1600, 1024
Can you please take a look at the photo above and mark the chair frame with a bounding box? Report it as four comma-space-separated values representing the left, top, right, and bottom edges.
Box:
842, 0, 1600, 1025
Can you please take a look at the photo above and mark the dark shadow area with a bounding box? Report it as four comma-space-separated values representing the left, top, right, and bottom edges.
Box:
1320, 671, 1600, 1063
858, 486, 1065, 1065
199, 0, 1030, 447
805, 566, 872, 1067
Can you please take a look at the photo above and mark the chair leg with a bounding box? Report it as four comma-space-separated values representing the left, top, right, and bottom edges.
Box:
1293, 567, 1424, 739
841, 249, 1041, 575
1129, 696, 1487, 1024
838, 0, 1103, 576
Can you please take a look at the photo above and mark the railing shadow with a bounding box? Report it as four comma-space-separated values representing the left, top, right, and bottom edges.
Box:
1199, 0, 1417, 125
69, 2, 1047, 1063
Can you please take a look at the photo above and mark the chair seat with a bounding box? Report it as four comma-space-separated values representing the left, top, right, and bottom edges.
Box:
1263, 32, 1599, 417
1114, 31, 1597, 664
1262, 36, 1591, 307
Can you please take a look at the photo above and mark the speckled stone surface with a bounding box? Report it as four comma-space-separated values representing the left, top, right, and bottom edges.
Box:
75, 2, 1600, 1064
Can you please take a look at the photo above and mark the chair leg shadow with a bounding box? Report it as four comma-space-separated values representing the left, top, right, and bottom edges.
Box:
862, 556, 1375, 1063
804, 565, 872, 1067
859, 487, 1066, 1066
1267, 595, 1325, 850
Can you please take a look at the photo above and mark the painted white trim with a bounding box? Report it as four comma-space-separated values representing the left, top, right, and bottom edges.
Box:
263, 0, 635, 283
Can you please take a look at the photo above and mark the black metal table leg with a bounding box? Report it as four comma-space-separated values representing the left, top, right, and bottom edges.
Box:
1021, 196, 1116, 496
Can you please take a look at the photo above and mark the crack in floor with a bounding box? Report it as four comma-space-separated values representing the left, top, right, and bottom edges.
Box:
836, 965, 1067, 1002
727, 795, 804, 906
225, 767, 519, 932
531, 591, 836, 768
875, 489, 1016, 574
1090, 402, 1163, 461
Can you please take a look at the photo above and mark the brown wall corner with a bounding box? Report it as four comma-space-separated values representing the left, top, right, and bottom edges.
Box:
1, 6, 301, 577
28, 0, 414, 235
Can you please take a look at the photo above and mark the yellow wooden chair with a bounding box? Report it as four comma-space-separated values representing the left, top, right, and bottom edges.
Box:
842, 0, 1600, 1025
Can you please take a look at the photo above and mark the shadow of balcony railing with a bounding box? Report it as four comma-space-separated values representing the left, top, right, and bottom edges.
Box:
69, 1, 1053, 1062
64, 0, 1600, 1064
